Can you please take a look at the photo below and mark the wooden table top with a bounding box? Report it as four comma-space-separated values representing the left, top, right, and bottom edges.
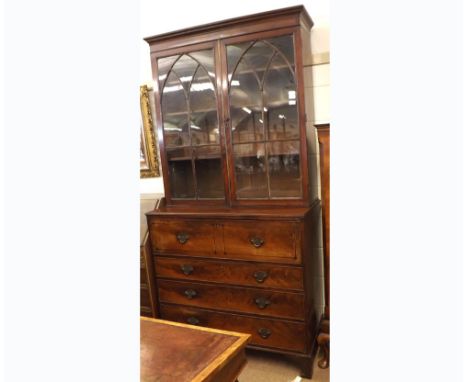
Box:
141, 317, 250, 382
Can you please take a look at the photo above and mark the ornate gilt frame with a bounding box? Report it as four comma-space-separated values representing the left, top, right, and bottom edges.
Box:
140, 85, 160, 178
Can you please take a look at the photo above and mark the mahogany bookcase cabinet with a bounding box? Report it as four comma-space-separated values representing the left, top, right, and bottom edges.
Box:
144, 6, 323, 378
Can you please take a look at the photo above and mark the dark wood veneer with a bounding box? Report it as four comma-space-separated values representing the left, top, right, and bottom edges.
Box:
160, 304, 308, 353
154, 256, 304, 290
316, 123, 330, 368
144, 6, 321, 379
158, 279, 305, 320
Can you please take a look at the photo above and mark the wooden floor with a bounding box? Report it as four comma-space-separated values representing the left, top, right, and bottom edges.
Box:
238, 349, 329, 382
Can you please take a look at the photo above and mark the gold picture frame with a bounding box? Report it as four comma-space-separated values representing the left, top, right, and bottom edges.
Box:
140, 85, 160, 178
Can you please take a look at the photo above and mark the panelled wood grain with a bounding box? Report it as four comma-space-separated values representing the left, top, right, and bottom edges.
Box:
158, 279, 305, 320
149, 219, 216, 254
160, 304, 307, 353
141, 229, 158, 317
316, 124, 330, 312
154, 256, 304, 290
222, 220, 300, 262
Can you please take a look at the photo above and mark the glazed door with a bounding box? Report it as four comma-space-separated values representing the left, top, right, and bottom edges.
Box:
222, 30, 308, 205
154, 43, 228, 204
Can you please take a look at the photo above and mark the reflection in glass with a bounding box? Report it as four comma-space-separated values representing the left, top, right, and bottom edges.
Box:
263, 54, 298, 140
167, 148, 195, 199
157, 56, 178, 90
268, 141, 301, 198
227, 34, 301, 200
266, 35, 295, 68
158, 49, 224, 200
228, 42, 268, 143
233, 143, 268, 199
189, 51, 216, 79
194, 146, 224, 199
189, 66, 219, 145
161, 71, 189, 147
170, 55, 199, 92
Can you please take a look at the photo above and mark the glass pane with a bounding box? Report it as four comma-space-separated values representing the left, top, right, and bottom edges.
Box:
161, 71, 189, 147
157, 55, 179, 90
231, 110, 264, 143
268, 141, 301, 198
228, 42, 272, 143
227, 41, 273, 82
263, 53, 299, 140
189, 50, 216, 79
227, 41, 252, 76
167, 147, 195, 199
194, 146, 224, 199
170, 55, 199, 92
189, 67, 219, 145
266, 35, 295, 67
233, 143, 268, 199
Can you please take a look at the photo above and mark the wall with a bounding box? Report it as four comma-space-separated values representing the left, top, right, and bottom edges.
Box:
139, 0, 330, 197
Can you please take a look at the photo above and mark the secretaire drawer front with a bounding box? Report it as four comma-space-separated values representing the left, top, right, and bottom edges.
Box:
222, 220, 300, 263
149, 219, 216, 254
155, 257, 304, 291
158, 280, 304, 320
160, 304, 307, 353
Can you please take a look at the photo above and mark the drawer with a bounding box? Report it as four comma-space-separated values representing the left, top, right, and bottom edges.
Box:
155, 257, 304, 291
160, 304, 307, 353
222, 220, 300, 263
149, 219, 216, 254
140, 285, 151, 307
158, 280, 304, 320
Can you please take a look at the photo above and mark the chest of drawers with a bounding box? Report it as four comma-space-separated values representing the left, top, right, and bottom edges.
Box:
146, 199, 322, 378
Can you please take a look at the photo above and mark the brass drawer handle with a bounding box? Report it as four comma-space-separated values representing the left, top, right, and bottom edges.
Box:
186, 316, 200, 325
253, 270, 268, 283
254, 296, 271, 309
184, 289, 197, 299
180, 264, 194, 275
250, 237, 264, 248
258, 328, 272, 339
176, 232, 190, 244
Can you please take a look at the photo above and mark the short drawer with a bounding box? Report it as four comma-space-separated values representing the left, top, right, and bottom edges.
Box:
155, 257, 304, 291
222, 220, 301, 263
158, 280, 304, 320
148, 219, 216, 254
160, 304, 307, 353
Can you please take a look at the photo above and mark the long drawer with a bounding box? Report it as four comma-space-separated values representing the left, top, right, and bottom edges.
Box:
158, 279, 304, 320
160, 304, 307, 353
155, 256, 304, 291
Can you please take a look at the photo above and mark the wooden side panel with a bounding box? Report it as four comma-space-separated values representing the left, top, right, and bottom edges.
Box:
141, 231, 158, 317
317, 124, 329, 313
